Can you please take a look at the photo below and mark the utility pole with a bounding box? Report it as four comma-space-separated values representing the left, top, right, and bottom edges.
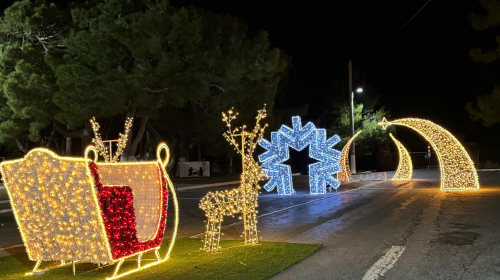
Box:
348, 60, 356, 174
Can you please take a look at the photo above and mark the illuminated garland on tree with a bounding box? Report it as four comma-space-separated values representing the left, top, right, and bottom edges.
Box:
199, 106, 267, 252
337, 131, 362, 183
389, 133, 413, 181
379, 118, 479, 191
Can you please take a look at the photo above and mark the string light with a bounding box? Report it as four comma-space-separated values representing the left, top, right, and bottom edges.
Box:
378, 118, 479, 191
0, 142, 179, 279
389, 133, 413, 181
91, 117, 133, 163
337, 131, 362, 183
199, 106, 267, 252
259, 116, 342, 195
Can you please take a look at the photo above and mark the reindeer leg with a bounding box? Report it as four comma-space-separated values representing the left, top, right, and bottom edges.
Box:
203, 213, 223, 252
203, 213, 215, 251
244, 209, 257, 245
215, 214, 222, 251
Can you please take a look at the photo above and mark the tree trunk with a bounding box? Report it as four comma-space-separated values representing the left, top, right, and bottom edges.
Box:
127, 115, 149, 159
45, 124, 56, 148
140, 134, 145, 159
81, 121, 93, 150
146, 126, 153, 160
66, 138, 72, 156
15, 139, 28, 154
103, 117, 112, 141
170, 135, 180, 177
53, 122, 86, 156
60, 136, 66, 155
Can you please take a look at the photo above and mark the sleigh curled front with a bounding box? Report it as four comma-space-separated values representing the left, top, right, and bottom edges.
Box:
0, 144, 178, 279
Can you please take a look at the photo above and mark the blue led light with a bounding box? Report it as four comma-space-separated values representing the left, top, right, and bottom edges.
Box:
258, 116, 342, 195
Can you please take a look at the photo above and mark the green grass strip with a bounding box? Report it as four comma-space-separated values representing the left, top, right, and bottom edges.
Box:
0, 238, 321, 280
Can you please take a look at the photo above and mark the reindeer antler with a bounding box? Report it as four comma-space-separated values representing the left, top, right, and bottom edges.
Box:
112, 117, 133, 162
222, 105, 268, 157
90, 117, 133, 163
91, 117, 111, 163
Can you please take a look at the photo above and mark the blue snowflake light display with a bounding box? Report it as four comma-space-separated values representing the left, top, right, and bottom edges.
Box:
258, 116, 342, 195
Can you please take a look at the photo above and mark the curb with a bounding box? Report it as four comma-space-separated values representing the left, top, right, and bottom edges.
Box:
176, 180, 241, 191
174, 173, 302, 191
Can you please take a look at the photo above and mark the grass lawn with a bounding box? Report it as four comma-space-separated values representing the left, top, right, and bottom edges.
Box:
0, 238, 321, 280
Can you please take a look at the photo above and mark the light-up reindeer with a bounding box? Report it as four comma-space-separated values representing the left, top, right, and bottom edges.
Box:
199, 106, 268, 252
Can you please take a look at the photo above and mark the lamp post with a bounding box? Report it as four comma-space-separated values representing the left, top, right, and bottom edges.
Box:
348, 60, 362, 174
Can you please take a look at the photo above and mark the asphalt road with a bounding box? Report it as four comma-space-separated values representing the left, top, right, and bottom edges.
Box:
1, 169, 500, 280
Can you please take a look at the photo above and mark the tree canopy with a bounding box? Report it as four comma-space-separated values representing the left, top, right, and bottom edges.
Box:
467, 0, 500, 126
0, 0, 290, 163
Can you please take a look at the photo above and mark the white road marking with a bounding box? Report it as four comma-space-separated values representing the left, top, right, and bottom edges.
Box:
0, 200, 10, 204
362, 246, 406, 280
0, 209, 12, 213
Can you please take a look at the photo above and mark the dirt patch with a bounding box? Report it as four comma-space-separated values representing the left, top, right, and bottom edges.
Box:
437, 231, 479, 245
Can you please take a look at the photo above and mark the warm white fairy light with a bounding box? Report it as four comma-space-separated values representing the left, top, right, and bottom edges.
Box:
389, 133, 413, 181
199, 106, 267, 252
91, 117, 133, 163
379, 117, 479, 191
0, 142, 179, 279
337, 131, 362, 182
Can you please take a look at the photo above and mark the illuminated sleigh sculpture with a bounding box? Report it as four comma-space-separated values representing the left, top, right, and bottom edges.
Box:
0, 121, 179, 279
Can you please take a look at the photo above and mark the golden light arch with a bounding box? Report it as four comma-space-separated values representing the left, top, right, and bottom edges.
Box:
337, 131, 362, 182
379, 118, 479, 191
389, 133, 413, 181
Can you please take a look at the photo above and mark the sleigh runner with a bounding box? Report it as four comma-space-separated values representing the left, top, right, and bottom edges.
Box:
0, 143, 178, 279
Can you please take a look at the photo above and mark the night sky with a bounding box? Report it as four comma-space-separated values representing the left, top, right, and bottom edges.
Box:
1, 0, 497, 166
167, 0, 491, 151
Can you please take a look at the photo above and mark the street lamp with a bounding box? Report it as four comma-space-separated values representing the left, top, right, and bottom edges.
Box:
349, 86, 362, 174
348, 59, 362, 174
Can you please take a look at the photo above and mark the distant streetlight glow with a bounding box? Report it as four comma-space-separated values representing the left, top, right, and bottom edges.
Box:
355, 87, 363, 93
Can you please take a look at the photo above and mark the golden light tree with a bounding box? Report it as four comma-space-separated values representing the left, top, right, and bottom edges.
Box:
337, 131, 362, 182
199, 106, 267, 252
379, 118, 479, 191
389, 133, 413, 181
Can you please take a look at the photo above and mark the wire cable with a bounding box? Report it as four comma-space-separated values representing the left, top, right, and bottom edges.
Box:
367, 0, 432, 56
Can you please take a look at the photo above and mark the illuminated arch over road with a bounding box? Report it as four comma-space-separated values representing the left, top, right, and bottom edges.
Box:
379, 118, 479, 191
389, 133, 413, 181
337, 131, 362, 183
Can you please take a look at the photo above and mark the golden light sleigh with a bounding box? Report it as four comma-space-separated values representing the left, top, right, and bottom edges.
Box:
0, 144, 179, 279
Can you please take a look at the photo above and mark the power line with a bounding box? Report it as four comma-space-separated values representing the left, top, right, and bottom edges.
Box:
367, 0, 432, 56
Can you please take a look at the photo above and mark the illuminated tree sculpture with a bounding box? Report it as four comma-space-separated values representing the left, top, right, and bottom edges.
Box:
389, 133, 413, 181
199, 107, 267, 252
259, 116, 342, 195
379, 118, 479, 191
337, 131, 362, 182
